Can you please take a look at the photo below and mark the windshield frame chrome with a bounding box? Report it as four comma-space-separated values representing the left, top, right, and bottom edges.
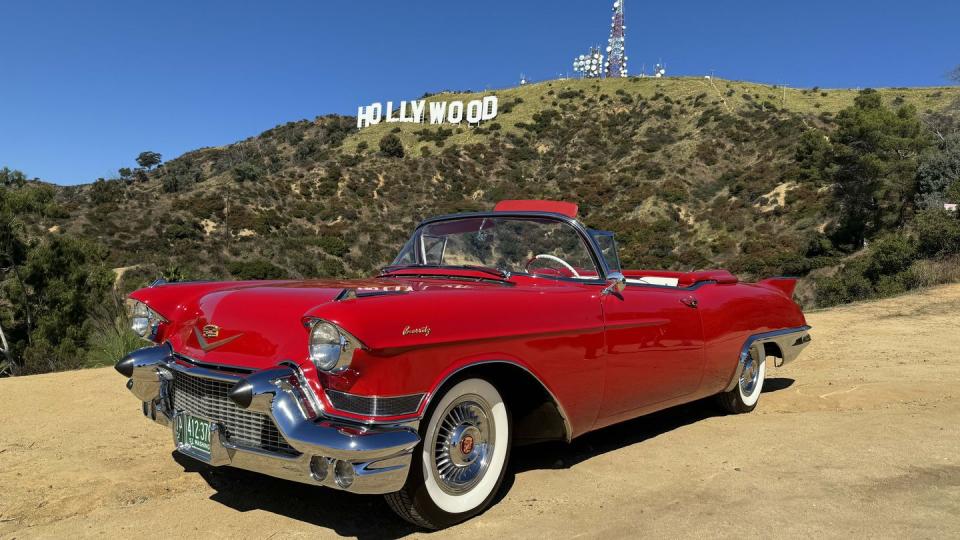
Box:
393, 211, 612, 284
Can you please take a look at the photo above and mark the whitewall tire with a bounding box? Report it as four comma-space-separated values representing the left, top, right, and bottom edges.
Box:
385, 378, 511, 529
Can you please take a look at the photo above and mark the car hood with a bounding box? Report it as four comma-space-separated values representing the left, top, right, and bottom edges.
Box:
132, 276, 511, 369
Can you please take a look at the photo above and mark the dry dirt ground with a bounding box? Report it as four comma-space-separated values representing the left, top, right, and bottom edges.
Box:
2, 285, 959, 539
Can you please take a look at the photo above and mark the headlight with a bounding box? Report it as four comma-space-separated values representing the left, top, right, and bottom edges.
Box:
309, 321, 346, 371
307, 319, 362, 372
126, 299, 167, 341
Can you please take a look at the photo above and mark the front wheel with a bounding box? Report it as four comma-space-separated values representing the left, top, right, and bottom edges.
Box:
385, 378, 511, 529
717, 348, 766, 414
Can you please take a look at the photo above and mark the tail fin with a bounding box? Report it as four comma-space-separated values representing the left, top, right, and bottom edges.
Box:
758, 277, 798, 298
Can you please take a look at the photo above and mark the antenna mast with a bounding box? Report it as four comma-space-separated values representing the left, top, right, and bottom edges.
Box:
605, 0, 627, 78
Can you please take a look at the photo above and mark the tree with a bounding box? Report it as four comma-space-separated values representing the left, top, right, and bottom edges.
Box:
136, 151, 162, 169
379, 134, 405, 158
0, 167, 27, 187
949, 65, 960, 84
231, 162, 262, 183
0, 181, 112, 374
0, 321, 14, 376
830, 89, 932, 248
916, 133, 960, 208
0, 186, 34, 358
914, 208, 960, 257
12, 235, 113, 373
89, 178, 125, 204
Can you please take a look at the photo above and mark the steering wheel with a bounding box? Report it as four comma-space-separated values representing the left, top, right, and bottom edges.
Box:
525, 254, 581, 278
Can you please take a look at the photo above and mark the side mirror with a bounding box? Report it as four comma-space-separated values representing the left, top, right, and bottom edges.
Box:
602, 272, 626, 296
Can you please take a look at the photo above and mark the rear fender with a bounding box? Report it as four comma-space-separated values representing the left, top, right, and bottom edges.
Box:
757, 277, 798, 298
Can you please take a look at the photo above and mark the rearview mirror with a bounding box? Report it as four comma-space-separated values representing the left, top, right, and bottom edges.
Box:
602, 272, 626, 296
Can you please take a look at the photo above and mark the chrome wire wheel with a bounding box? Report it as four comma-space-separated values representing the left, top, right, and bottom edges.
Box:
431, 395, 496, 495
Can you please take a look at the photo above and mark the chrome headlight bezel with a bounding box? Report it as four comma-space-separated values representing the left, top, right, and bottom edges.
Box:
125, 299, 167, 342
306, 318, 363, 372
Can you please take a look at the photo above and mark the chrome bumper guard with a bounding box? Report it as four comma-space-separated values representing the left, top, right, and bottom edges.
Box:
724, 325, 812, 392
117, 343, 420, 494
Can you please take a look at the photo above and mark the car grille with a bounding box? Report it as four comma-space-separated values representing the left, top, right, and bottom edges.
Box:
171, 371, 297, 455
326, 389, 424, 417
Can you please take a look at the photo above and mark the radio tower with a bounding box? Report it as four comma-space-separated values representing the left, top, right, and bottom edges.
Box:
605, 0, 627, 78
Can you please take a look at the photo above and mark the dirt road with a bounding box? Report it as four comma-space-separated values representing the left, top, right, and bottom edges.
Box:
2, 285, 959, 539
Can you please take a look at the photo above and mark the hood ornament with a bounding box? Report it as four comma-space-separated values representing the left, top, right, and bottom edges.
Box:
193, 325, 242, 352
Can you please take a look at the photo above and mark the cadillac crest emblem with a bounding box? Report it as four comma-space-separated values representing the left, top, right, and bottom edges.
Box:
460, 435, 475, 455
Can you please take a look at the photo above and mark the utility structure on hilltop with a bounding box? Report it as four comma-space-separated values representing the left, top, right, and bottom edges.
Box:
573, 46, 604, 79
605, 0, 628, 78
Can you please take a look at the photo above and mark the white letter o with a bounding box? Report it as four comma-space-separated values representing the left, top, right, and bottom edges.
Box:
447, 101, 464, 124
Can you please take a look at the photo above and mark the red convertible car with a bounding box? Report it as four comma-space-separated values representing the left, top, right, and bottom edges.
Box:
116, 200, 810, 529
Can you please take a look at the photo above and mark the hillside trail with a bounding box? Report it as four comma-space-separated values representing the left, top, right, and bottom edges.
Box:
1, 284, 959, 539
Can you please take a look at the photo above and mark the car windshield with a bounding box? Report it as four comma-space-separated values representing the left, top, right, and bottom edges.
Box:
391, 216, 601, 279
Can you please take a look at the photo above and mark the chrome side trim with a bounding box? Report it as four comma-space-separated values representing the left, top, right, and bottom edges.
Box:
724, 325, 812, 392
422, 360, 574, 443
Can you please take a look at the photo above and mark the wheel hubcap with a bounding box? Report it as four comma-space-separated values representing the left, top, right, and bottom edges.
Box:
431, 396, 495, 495
740, 350, 761, 395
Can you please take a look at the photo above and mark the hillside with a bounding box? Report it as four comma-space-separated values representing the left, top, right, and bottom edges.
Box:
22, 78, 960, 287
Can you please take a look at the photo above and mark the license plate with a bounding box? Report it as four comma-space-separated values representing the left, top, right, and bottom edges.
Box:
175, 413, 212, 460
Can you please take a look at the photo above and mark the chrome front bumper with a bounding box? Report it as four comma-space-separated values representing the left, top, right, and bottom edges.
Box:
117, 344, 420, 494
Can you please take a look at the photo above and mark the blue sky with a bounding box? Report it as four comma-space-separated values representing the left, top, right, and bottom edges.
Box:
1, 0, 958, 185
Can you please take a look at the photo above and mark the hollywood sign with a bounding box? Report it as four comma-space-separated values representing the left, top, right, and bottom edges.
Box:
357, 96, 498, 129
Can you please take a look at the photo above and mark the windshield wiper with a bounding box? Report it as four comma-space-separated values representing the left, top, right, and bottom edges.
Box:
380, 264, 511, 280
456, 265, 511, 279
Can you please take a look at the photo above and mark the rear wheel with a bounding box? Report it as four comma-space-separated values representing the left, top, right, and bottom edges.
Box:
718, 348, 766, 414
385, 378, 511, 529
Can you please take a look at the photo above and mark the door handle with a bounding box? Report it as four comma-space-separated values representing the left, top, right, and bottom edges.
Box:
680, 296, 698, 308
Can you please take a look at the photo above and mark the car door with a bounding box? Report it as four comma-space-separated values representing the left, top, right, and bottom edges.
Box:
598, 284, 705, 420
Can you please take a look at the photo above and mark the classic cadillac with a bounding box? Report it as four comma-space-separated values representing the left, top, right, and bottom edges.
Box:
116, 200, 811, 529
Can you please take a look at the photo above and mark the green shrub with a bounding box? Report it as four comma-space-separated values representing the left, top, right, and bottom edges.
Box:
379, 134, 405, 158
84, 294, 142, 368
863, 234, 916, 281
227, 259, 287, 280
914, 209, 960, 256
317, 235, 348, 257
90, 178, 125, 204
232, 162, 263, 182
